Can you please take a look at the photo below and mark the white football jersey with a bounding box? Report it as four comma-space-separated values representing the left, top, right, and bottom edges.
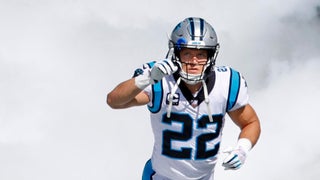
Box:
142, 63, 249, 180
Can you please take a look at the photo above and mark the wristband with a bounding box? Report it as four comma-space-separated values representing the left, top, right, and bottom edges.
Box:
135, 72, 152, 90
236, 138, 252, 154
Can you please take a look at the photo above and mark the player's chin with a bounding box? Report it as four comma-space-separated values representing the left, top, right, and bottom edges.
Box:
187, 69, 202, 74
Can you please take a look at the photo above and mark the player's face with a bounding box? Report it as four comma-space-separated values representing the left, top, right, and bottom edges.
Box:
179, 48, 208, 74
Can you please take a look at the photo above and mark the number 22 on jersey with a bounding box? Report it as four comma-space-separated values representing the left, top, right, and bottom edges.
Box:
161, 112, 223, 160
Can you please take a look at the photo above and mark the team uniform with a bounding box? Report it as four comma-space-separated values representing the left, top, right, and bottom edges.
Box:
140, 62, 249, 180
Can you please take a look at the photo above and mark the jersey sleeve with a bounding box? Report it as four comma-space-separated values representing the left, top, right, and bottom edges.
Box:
227, 69, 249, 112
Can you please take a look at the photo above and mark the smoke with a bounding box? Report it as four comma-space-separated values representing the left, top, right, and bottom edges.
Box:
0, 0, 319, 179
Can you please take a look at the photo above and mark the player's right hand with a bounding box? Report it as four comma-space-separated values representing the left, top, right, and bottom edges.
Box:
150, 59, 178, 82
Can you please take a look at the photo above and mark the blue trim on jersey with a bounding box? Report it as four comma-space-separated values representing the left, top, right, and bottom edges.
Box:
147, 61, 163, 113
145, 61, 155, 69
142, 159, 155, 180
227, 68, 241, 111
148, 81, 163, 113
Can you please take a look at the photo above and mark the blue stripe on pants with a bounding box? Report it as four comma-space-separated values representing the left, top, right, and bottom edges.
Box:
142, 159, 155, 180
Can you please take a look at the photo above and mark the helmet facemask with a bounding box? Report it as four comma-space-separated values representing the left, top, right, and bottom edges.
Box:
173, 48, 215, 85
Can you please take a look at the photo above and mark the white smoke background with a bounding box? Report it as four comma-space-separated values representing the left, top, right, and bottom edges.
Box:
0, 0, 319, 179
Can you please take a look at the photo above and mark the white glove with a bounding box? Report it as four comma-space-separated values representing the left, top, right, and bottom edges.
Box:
134, 60, 178, 90
222, 138, 252, 170
150, 59, 178, 82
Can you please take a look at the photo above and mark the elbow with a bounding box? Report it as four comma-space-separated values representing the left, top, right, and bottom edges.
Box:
106, 93, 118, 109
106, 93, 125, 109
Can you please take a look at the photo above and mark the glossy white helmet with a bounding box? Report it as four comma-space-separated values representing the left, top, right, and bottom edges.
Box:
168, 17, 220, 85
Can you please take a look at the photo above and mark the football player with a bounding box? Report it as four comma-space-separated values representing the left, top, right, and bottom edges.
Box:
107, 17, 261, 180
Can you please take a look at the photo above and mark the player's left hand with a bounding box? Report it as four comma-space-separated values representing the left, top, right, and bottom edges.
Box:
222, 147, 247, 170
222, 138, 252, 170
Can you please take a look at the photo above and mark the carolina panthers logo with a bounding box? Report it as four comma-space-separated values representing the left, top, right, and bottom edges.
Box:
166, 93, 180, 106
